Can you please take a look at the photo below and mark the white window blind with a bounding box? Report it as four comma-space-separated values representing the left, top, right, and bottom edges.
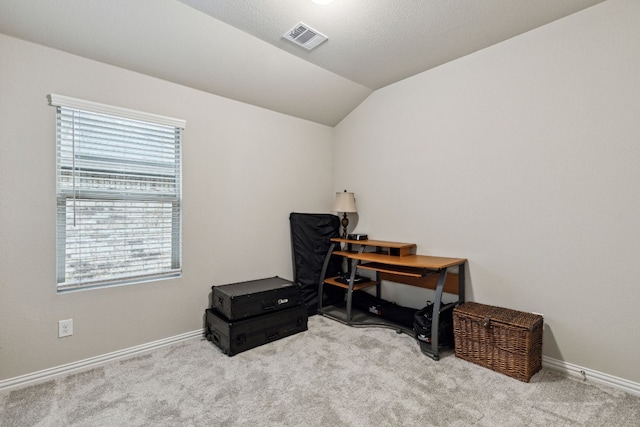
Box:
49, 94, 185, 292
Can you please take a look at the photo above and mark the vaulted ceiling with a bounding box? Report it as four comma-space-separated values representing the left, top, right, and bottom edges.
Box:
0, 0, 605, 126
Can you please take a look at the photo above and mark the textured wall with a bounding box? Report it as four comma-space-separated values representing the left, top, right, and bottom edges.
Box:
334, 0, 640, 384
0, 34, 334, 380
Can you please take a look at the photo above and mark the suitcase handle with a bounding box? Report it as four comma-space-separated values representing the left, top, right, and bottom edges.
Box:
266, 331, 280, 341
262, 300, 276, 311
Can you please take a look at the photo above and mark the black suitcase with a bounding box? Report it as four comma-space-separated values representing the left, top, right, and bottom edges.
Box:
212, 276, 301, 321
205, 305, 308, 356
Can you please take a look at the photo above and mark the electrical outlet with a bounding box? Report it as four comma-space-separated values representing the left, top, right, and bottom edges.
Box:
58, 319, 73, 338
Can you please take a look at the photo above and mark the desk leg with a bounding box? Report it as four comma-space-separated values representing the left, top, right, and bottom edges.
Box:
458, 261, 466, 303
345, 258, 359, 323
430, 268, 448, 360
318, 242, 337, 314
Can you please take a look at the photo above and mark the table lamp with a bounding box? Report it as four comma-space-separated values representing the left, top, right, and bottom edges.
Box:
332, 190, 357, 238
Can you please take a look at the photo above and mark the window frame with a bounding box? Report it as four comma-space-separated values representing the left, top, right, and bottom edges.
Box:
49, 94, 185, 292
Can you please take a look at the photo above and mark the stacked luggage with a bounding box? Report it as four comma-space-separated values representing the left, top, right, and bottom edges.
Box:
205, 276, 308, 356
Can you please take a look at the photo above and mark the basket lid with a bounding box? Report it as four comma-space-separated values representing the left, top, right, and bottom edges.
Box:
455, 302, 543, 331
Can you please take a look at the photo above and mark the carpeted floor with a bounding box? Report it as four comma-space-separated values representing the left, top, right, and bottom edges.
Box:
1, 315, 639, 426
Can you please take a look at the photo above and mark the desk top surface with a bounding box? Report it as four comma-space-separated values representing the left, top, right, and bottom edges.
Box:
349, 252, 466, 269
330, 237, 416, 249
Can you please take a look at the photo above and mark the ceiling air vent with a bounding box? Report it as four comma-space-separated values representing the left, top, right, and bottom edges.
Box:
282, 22, 328, 50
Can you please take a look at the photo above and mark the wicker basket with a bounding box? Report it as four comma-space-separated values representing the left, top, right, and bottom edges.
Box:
453, 302, 543, 382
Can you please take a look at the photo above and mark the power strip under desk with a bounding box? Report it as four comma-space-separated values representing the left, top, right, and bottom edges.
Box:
318, 304, 452, 360
319, 304, 413, 335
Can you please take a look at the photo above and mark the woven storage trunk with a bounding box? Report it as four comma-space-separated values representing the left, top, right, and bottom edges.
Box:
453, 302, 543, 382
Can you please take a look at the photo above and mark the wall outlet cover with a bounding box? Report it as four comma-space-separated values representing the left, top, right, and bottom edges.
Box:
58, 319, 73, 338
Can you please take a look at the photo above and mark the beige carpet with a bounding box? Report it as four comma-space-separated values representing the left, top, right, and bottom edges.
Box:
1, 315, 639, 426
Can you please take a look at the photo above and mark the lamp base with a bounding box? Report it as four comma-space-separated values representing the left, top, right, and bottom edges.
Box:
341, 213, 349, 238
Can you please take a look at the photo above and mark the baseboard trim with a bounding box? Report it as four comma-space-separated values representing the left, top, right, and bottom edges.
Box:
0, 329, 204, 393
3, 335, 638, 397
542, 355, 640, 397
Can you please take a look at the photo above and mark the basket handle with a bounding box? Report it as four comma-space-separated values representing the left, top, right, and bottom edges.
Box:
482, 316, 492, 328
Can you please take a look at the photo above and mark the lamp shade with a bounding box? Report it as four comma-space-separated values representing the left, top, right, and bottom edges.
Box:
332, 191, 357, 213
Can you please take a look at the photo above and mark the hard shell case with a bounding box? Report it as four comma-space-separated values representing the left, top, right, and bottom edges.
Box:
212, 276, 301, 321
205, 305, 308, 356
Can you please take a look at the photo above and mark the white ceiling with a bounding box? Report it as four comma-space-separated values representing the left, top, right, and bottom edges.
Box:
0, 0, 605, 126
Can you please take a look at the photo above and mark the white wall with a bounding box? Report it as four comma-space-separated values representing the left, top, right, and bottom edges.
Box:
0, 34, 334, 380
3, 0, 639, 388
334, 0, 640, 383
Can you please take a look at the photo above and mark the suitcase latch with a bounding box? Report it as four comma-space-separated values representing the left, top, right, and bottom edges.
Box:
262, 300, 276, 310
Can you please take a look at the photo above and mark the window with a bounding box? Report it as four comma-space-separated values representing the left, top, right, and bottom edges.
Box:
49, 94, 185, 292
